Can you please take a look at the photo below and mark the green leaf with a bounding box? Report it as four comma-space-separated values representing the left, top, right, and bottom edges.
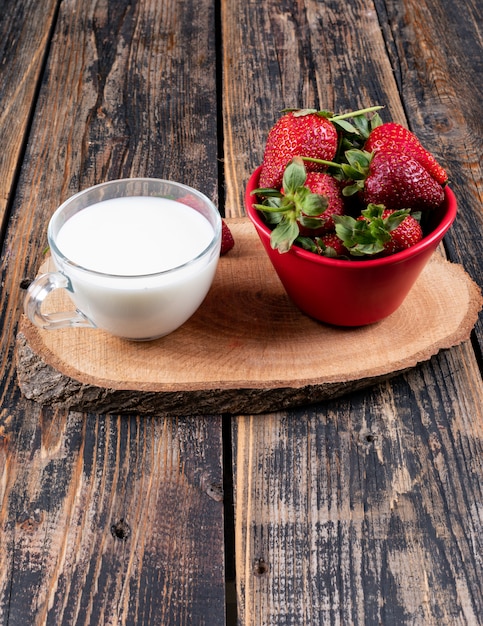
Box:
298, 215, 325, 229
270, 218, 300, 253
251, 187, 283, 198
300, 193, 328, 216
252, 201, 284, 213
362, 205, 409, 233
340, 164, 366, 180
361, 204, 385, 220
349, 241, 385, 256
296, 236, 319, 252
333, 215, 360, 244
340, 136, 359, 153
317, 109, 334, 118
345, 149, 372, 170
294, 185, 310, 203
262, 210, 284, 225
332, 203, 416, 257
292, 108, 318, 117
264, 197, 283, 209
282, 158, 307, 192
341, 181, 364, 196
370, 222, 392, 243
322, 245, 339, 258
384, 210, 409, 232
331, 119, 360, 134
333, 213, 387, 256
351, 115, 370, 140
370, 113, 383, 130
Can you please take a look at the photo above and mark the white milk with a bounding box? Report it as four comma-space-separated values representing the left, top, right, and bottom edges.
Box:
53, 196, 220, 339
57, 196, 214, 275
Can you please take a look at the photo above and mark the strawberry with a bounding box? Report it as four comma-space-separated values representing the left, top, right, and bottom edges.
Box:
296, 231, 349, 257
381, 210, 423, 254
338, 150, 445, 211
364, 122, 448, 185
258, 110, 338, 189
252, 158, 342, 252
177, 194, 205, 210
299, 172, 345, 235
220, 220, 235, 255
334, 204, 422, 256
361, 151, 445, 211
317, 232, 349, 257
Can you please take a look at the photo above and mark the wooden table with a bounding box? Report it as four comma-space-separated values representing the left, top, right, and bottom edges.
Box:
1, 0, 482, 624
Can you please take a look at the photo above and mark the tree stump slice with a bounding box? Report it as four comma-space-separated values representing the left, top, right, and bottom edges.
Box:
16, 219, 482, 415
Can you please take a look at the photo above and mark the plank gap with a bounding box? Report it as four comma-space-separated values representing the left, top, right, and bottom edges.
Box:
214, 0, 226, 217
222, 415, 238, 625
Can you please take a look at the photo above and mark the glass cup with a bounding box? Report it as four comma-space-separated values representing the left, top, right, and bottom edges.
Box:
24, 178, 222, 340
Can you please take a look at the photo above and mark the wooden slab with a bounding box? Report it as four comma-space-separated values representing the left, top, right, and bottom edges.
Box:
16, 218, 482, 415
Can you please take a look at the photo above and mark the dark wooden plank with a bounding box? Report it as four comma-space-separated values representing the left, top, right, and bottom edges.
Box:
1, 407, 224, 625
373, 0, 483, 354
222, 0, 408, 218
0, 0, 59, 229
222, 0, 483, 622
232, 347, 483, 624
0, 0, 226, 623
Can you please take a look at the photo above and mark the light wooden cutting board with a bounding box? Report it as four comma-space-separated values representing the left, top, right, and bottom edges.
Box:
16, 218, 482, 415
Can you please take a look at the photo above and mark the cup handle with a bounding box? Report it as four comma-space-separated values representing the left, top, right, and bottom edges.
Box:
23, 272, 96, 330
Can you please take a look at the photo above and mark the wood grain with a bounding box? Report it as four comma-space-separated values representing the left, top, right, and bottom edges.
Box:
15, 220, 482, 415
374, 0, 483, 347
232, 343, 483, 624
221, 0, 483, 623
221, 0, 407, 219
0, 0, 226, 623
0, 0, 58, 227
0, 406, 225, 624
1, 0, 482, 623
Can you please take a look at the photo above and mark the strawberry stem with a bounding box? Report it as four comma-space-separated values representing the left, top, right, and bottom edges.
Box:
331, 105, 384, 121
301, 157, 343, 169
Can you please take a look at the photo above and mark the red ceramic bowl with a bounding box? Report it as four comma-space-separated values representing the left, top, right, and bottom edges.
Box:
245, 166, 457, 326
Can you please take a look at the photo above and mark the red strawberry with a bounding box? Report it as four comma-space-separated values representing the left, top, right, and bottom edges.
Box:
177, 194, 205, 210
259, 110, 338, 189
334, 204, 423, 257
299, 172, 345, 235
382, 210, 423, 254
220, 220, 235, 255
360, 151, 445, 211
364, 122, 448, 185
358, 207, 422, 254
296, 230, 349, 257
252, 158, 339, 252
317, 232, 349, 257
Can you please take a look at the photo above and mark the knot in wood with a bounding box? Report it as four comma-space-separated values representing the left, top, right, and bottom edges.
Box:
19, 278, 33, 289
253, 557, 269, 577
206, 483, 224, 502
17, 509, 44, 532
111, 518, 131, 541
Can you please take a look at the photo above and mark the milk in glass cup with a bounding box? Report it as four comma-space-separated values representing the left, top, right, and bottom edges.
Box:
24, 178, 222, 340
